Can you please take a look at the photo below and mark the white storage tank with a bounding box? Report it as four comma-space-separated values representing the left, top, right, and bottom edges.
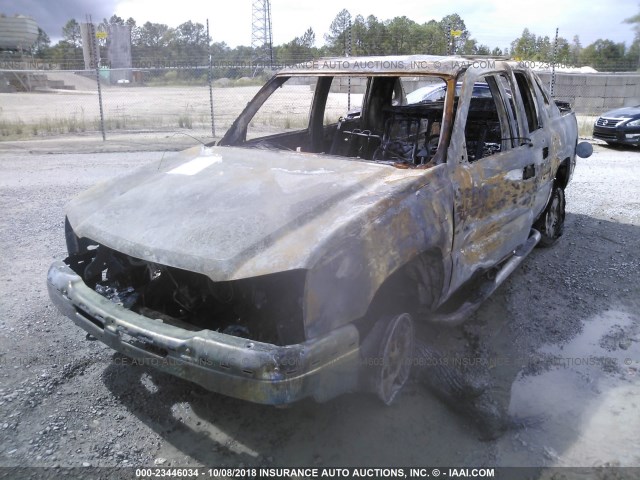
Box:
0, 14, 39, 50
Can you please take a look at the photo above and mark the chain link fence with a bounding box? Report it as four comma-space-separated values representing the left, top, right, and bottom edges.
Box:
537, 69, 640, 136
1, 54, 639, 144
0, 64, 265, 145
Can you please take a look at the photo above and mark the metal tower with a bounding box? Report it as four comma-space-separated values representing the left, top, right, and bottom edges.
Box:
251, 0, 273, 69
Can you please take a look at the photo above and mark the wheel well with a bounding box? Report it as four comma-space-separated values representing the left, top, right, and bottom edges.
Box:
555, 158, 571, 189
355, 249, 444, 369
357, 249, 444, 331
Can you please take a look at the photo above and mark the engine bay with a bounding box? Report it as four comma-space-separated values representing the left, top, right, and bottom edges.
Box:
65, 245, 307, 346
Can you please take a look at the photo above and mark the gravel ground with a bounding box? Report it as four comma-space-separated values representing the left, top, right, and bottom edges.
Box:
0, 143, 639, 477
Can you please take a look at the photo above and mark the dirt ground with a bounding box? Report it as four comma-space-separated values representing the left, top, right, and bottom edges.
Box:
0, 83, 325, 139
0, 141, 639, 477
0, 81, 596, 142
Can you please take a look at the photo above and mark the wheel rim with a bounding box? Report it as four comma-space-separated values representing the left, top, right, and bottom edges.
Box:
544, 189, 564, 239
545, 194, 560, 236
377, 313, 414, 405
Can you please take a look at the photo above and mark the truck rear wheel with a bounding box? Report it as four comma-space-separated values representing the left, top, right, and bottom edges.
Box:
535, 185, 565, 247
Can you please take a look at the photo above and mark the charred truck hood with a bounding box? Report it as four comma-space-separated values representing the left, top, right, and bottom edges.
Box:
65, 145, 442, 338
68, 145, 426, 280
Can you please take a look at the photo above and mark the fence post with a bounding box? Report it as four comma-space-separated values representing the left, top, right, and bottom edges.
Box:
207, 19, 216, 139
88, 15, 106, 141
347, 19, 352, 112
550, 27, 559, 97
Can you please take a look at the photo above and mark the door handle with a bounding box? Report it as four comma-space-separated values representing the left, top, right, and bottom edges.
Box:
523, 164, 536, 180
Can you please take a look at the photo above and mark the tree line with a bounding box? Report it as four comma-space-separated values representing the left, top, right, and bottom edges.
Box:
24, 9, 640, 73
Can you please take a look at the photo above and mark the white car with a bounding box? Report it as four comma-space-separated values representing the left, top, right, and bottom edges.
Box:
406, 82, 492, 104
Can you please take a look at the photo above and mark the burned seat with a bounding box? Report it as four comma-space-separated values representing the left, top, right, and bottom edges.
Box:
373, 102, 444, 165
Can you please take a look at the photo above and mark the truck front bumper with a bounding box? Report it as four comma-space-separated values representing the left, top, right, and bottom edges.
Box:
47, 261, 361, 405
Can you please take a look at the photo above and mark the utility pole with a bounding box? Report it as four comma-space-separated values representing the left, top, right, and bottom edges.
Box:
251, 0, 273, 72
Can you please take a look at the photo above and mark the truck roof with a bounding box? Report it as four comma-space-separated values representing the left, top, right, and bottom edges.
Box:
277, 55, 516, 78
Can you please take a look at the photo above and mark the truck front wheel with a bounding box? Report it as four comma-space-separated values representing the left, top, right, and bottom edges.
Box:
375, 313, 414, 405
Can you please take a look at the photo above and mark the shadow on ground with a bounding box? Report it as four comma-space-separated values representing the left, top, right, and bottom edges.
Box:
102, 213, 640, 468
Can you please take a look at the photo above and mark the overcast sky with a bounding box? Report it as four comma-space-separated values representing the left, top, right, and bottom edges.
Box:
2, 0, 638, 50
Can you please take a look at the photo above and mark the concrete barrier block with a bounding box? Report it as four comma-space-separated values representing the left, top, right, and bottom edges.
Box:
537, 73, 550, 84
553, 82, 577, 94
552, 75, 571, 86
583, 85, 606, 97
625, 84, 637, 97
603, 97, 625, 109
569, 75, 587, 86
605, 85, 626, 97
574, 96, 604, 113
585, 75, 607, 86
606, 76, 625, 86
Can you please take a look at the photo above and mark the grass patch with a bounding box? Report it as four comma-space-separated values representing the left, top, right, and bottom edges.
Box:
247, 113, 308, 137
145, 70, 209, 87
178, 114, 193, 129
232, 77, 265, 87
0, 112, 90, 139
178, 103, 195, 129
576, 115, 597, 138
67, 113, 87, 133
0, 119, 22, 137
0, 110, 215, 140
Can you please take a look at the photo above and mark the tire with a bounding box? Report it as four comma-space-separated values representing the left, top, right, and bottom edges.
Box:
375, 313, 414, 405
534, 185, 565, 247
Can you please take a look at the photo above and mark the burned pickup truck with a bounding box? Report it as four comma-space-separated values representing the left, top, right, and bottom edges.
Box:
48, 56, 592, 405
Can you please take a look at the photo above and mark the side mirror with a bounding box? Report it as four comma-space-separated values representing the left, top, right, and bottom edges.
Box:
576, 141, 593, 158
